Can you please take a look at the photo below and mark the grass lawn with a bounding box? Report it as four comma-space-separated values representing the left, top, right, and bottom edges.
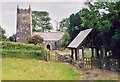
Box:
0, 58, 2, 81
2, 58, 80, 80
56, 48, 92, 58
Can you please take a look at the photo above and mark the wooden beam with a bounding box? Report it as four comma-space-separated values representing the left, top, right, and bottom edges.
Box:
82, 47, 84, 59
75, 49, 77, 60
95, 48, 99, 57
76, 48, 80, 61
91, 48, 94, 57
71, 49, 74, 59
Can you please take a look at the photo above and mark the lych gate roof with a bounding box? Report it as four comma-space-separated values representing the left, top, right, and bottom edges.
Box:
68, 29, 92, 48
32, 32, 64, 41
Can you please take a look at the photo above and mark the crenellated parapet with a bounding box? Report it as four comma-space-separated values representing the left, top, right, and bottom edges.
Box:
17, 5, 31, 14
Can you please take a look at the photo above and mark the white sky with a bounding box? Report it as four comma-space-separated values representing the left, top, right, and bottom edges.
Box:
0, 1, 86, 37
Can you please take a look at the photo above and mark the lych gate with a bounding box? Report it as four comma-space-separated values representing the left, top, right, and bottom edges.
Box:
67, 28, 119, 70
44, 28, 119, 71
68, 29, 94, 60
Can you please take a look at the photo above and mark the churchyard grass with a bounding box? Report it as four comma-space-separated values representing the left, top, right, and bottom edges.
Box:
2, 58, 80, 80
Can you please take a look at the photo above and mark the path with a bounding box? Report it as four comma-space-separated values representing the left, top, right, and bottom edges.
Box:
52, 50, 119, 80
66, 62, 119, 80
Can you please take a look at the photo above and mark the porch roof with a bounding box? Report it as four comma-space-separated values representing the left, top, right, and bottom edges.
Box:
67, 28, 92, 48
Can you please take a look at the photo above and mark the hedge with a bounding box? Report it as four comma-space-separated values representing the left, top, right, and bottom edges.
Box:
1, 49, 46, 59
0, 41, 47, 59
1, 41, 44, 50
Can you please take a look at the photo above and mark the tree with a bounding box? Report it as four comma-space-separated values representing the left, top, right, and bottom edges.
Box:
57, 32, 70, 49
79, 1, 120, 58
32, 11, 53, 32
9, 34, 16, 42
68, 13, 82, 41
26, 35, 43, 45
0, 26, 7, 41
59, 18, 69, 32
58, 1, 120, 53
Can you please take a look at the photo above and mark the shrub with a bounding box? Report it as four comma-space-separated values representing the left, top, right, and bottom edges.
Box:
0, 41, 47, 59
8, 34, 16, 42
1, 41, 44, 50
26, 35, 43, 45
1, 49, 45, 59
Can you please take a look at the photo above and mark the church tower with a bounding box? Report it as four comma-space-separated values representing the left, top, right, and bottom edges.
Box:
16, 5, 32, 43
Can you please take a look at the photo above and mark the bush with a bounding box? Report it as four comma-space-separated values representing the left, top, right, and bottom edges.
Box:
1, 50, 45, 59
26, 35, 43, 45
1, 41, 44, 50
0, 41, 47, 59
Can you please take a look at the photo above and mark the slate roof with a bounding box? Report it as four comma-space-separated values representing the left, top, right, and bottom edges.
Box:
32, 32, 64, 41
68, 29, 92, 48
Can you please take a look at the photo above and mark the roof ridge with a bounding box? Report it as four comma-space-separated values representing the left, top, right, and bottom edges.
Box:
33, 32, 63, 33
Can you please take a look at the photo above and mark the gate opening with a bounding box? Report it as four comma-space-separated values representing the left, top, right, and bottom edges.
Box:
47, 44, 50, 50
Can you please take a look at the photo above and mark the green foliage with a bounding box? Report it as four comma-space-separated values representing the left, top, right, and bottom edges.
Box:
59, 18, 69, 32
84, 48, 92, 58
65, 1, 119, 46
8, 34, 16, 42
26, 35, 43, 45
59, 1, 120, 58
57, 32, 70, 49
1, 41, 44, 50
2, 50, 45, 59
112, 28, 120, 40
32, 11, 53, 32
68, 13, 83, 41
1, 41, 47, 59
0, 26, 7, 41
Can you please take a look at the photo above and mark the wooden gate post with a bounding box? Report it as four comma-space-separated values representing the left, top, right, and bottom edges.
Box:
46, 51, 50, 61
76, 48, 80, 61
55, 51, 58, 62
75, 49, 77, 60
48, 50, 50, 61
91, 47, 94, 69
71, 49, 74, 60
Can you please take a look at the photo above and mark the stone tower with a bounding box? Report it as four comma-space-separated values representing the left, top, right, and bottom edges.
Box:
16, 5, 32, 43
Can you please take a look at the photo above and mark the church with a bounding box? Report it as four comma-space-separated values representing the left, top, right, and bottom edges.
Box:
16, 5, 64, 50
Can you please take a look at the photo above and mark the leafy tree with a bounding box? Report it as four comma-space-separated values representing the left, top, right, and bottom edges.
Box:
108, 2, 120, 58
68, 13, 82, 41
78, 2, 110, 46
79, 1, 120, 58
32, 11, 53, 32
59, 18, 69, 32
0, 26, 7, 41
26, 35, 43, 45
9, 34, 16, 42
57, 1, 120, 55
57, 32, 70, 49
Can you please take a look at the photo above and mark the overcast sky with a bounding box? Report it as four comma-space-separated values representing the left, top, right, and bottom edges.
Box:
0, 1, 86, 37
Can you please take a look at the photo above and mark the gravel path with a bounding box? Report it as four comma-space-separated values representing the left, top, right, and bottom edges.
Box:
80, 69, 119, 80
66, 62, 119, 80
